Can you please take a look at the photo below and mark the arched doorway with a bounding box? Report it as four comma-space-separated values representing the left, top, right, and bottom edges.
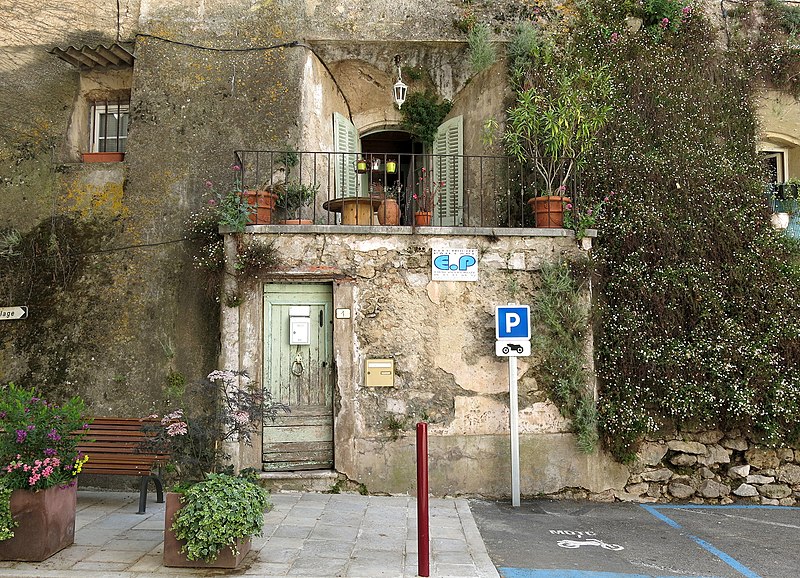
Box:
360, 130, 419, 224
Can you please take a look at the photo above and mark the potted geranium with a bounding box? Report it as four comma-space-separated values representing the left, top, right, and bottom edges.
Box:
144, 370, 288, 568
0, 383, 90, 561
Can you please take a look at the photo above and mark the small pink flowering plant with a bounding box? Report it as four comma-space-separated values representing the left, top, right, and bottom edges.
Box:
563, 191, 617, 240
413, 167, 445, 213
0, 383, 90, 492
142, 370, 288, 484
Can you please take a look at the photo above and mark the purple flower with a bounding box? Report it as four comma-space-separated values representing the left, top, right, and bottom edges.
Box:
660, 17, 669, 28
44, 448, 57, 457
0, 411, 6, 419
15, 429, 27, 443
231, 164, 242, 172
682, 5, 691, 15
566, 203, 573, 210
204, 180, 213, 188
610, 32, 620, 43
47, 428, 61, 442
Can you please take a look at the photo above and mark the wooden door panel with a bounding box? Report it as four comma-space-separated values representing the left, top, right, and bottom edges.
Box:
263, 284, 333, 471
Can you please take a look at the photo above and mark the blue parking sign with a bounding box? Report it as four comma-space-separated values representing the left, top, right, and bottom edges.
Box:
496, 305, 531, 340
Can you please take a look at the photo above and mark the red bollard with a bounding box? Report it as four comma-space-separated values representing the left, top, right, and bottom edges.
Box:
416, 422, 430, 577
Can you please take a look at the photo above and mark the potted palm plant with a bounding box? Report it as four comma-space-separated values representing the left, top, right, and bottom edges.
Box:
144, 370, 288, 568
503, 35, 612, 228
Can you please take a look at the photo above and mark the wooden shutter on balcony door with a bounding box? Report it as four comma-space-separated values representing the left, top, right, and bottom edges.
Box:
432, 115, 463, 226
333, 112, 359, 198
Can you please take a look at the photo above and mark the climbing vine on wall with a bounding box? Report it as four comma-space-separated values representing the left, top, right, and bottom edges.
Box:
569, 1, 800, 461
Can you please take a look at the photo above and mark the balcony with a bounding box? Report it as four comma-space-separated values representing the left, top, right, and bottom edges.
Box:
233, 150, 585, 233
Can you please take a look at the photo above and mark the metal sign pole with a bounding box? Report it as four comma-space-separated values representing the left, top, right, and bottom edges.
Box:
509, 355, 520, 507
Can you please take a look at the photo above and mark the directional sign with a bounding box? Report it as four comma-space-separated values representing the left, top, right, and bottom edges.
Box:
495, 341, 531, 357
495, 305, 530, 340
0, 306, 28, 320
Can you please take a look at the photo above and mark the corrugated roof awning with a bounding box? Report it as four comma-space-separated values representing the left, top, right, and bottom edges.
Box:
49, 43, 134, 70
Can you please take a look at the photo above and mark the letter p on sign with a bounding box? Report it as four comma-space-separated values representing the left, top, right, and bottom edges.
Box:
495, 305, 531, 340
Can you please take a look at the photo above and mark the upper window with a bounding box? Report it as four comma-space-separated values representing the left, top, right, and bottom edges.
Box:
91, 101, 129, 153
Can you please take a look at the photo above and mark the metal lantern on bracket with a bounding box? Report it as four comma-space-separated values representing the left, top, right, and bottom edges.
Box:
393, 55, 408, 109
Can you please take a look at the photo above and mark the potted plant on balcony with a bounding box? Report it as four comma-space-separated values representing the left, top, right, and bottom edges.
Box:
502, 35, 612, 228
144, 370, 288, 568
0, 383, 90, 562
413, 167, 444, 226
276, 182, 318, 224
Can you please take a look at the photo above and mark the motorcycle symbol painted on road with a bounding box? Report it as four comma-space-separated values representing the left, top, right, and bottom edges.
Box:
557, 538, 624, 551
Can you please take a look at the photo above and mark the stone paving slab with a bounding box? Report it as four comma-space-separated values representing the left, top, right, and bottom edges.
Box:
0, 490, 499, 578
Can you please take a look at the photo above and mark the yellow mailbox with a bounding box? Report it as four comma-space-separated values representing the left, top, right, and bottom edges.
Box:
365, 358, 395, 387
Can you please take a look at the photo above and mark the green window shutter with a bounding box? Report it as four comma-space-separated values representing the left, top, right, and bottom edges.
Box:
432, 115, 463, 226
333, 112, 359, 198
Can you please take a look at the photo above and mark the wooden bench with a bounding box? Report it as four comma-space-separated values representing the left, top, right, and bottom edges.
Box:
77, 417, 170, 514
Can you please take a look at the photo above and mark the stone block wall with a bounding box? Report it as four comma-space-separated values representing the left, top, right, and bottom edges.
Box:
618, 430, 799, 505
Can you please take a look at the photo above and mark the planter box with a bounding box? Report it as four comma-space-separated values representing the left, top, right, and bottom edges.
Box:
0, 483, 77, 561
81, 152, 125, 163
162, 492, 251, 568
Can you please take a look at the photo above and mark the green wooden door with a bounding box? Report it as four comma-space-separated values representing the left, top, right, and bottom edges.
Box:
263, 283, 334, 471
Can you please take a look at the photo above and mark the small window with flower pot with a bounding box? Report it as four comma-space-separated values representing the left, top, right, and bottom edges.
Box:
83, 100, 129, 162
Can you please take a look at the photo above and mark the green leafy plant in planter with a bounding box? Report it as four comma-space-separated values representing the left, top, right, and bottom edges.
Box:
276, 182, 319, 221
170, 472, 270, 563
502, 33, 613, 199
144, 370, 288, 567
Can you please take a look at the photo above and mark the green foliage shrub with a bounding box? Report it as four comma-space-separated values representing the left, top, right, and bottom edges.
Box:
171, 473, 271, 562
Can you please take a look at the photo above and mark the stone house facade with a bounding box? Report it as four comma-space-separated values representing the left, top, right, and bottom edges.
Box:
1, 0, 799, 503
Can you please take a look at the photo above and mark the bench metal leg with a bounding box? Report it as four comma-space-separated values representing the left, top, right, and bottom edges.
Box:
137, 473, 166, 514
137, 476, 149, 514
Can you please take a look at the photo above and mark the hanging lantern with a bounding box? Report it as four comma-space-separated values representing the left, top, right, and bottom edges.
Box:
355, 158, 368, 174
393, 55, 408, 109
386, 159, 397, 174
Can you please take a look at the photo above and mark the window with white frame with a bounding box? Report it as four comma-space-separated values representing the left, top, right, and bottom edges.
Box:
760, 146, 788, 184
91, 101, 129, 153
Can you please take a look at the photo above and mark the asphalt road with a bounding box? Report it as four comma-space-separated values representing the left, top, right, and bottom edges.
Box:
469, 499, 800, 578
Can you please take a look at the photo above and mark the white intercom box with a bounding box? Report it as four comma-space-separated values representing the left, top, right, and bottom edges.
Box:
289, 306, 311, 345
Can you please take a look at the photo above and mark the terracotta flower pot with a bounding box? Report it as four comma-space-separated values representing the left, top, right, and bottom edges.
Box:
414, 211, 432, 226
377, 199, 401, 225
528, 196, 570, 228
0, 483, 77, 562
163, 492, 251, 568
244, 190, 278, 225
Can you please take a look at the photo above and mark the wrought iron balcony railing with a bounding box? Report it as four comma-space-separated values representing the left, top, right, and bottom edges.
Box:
234, 150, 584, 229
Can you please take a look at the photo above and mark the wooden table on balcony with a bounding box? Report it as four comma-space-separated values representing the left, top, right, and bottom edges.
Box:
323, 196, 383, 225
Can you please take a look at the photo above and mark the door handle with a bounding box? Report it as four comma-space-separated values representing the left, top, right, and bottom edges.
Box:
319, 310, 323, 327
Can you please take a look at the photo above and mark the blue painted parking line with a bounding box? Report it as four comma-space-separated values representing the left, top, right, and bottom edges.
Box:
640, 504, 800, 578
499, 569, 721, 578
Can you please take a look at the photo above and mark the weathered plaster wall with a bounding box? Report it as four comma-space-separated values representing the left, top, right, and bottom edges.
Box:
225, 229, 628, 497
